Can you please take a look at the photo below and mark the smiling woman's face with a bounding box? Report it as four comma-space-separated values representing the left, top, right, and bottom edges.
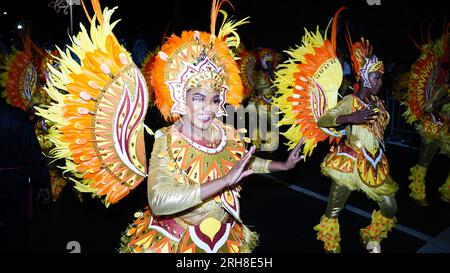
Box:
183, 87, 221, 131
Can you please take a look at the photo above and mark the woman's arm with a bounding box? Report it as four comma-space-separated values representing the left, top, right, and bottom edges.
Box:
317, 95, 354, 127
317, 95, 378, 127
199, 145, 255, 200
147, 130, 203, 215
247, 139, 305, 173
267, 138, 304, 171
148, 131, 256, 215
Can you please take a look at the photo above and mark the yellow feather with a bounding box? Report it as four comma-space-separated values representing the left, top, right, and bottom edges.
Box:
74, 180, 98, 193
217, 10, 250, 47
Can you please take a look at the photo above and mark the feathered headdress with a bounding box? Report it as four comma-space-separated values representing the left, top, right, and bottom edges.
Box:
152, 0, 249, 121
257, 47, 280, 70
345, 27, 384, 89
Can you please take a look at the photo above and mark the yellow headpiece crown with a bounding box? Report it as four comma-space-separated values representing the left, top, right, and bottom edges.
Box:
152, 0, 249, 121
346, 35, 384, 88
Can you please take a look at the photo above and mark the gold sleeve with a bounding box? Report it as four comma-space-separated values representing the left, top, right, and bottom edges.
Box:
249, 157, 272, 173
317, 95, 354, 128
147, 129, 202, 216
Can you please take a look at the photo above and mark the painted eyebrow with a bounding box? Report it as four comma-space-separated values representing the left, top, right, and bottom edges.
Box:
192, 93, 207, 98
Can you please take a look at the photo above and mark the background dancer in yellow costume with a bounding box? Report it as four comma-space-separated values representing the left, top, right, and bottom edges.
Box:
272, 8, 397, 253
315, 30, 398, 253
402, 27, 450, 206
36, 0, 304, 253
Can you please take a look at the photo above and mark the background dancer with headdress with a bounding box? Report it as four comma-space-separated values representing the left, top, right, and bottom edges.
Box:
272, 7, 397, 253
0, 36, 53, 249
0, 32, 68, 202
314, 30, 398, 254
402, 26, 450, 206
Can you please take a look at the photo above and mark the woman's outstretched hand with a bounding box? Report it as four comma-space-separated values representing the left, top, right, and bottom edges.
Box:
268, 138, 305, 172
283, 138, 305, 170
200, 145, 256, 201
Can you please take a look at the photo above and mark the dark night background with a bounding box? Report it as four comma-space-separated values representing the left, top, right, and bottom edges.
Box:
0, 0, 449, 257
0, 0, 449, 66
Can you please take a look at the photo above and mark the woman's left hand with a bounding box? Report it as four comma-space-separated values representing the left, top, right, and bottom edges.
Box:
282, 138, 305, 170
267, 138, 305, 172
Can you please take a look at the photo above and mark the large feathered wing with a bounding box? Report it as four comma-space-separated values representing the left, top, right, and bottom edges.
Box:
402, 43, 436, 124
402, 34, 448, 124
272, 8, 346, 157
35, 6, 149, 207
0, 45, 37, 112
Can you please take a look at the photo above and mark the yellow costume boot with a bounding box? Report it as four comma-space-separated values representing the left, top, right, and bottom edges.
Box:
359, 210, 396, 253
408, 164, 429, 206
314, 215, 341, 253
